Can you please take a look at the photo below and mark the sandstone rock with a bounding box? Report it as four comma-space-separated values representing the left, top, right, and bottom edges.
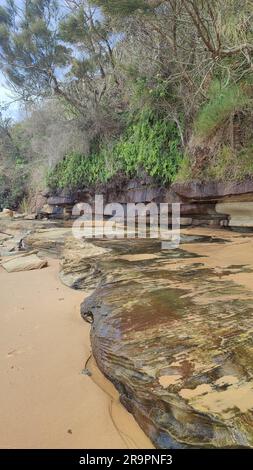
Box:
24, 228, 72, 256
78, 235, 253, 448
40, 204, 54, 215
0, 240, 17, 253
0, 208, 13, 219
3, 208, 13, 215
0, 219, 58, 239
13, 213, 26, 220
1, 252, 47, 272
216, 202, 253, 227
0, 233, 12, 243
59, 237, 111, 290
0, 231, 26, 256
47, 196, 75, 206
173, 180, 253, 202
24, 214, 37, 221
171, 217, 192, 226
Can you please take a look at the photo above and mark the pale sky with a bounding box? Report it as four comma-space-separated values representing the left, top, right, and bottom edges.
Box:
0, 74, 21, 121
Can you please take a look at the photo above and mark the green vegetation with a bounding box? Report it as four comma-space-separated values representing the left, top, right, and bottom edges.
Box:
175, 154, 193, 183
200, 145, 253, 182
194, 80, 251, 138
0, 171, 27, 210
47, 110, 183, 190
0, 113, 29, 209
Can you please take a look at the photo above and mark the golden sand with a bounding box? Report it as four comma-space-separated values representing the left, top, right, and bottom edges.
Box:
0, 260, 152, 449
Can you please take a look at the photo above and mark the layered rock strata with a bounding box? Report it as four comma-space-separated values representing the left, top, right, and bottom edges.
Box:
59, 232, 253, 448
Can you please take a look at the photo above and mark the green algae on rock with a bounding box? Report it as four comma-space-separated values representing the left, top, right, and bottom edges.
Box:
74, 235, 253, 448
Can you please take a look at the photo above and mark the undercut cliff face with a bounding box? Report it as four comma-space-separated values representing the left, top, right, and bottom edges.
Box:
58, 232, 253, 448
39, 177, 253, 229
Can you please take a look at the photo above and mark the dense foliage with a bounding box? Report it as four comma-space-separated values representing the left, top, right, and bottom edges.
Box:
47, 109, 183, 190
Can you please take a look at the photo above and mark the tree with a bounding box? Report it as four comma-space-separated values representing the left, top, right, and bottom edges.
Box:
0, 1, 123, 117
92, 0, 253, 128
0, 1, 71, 101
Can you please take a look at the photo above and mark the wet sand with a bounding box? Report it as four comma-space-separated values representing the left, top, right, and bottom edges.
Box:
181, 227, 253, 291
0, 259, 152, 449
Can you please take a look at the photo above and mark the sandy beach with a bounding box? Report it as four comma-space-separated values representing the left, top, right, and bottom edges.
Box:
0, 259, 152, 449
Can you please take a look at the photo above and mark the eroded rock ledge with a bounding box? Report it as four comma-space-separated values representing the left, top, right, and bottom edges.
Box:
38, 178, 253, 228
59, 231, 253, 448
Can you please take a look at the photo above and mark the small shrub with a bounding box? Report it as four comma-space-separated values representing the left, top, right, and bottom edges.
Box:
175, 154, 193, 182
19, 196, 30, 214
